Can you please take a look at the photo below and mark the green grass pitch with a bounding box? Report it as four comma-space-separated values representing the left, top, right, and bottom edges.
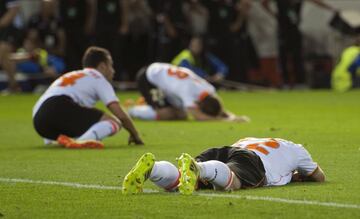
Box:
0, 90, 359, 218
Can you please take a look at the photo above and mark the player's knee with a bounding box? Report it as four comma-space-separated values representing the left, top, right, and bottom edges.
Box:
101, 114, 122, 132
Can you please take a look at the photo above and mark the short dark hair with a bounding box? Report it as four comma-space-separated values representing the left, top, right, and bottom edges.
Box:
82, 46, 111, 68
198, 95, 222, 117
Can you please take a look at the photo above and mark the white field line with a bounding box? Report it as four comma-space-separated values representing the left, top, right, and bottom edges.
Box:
1, 177, 359, 210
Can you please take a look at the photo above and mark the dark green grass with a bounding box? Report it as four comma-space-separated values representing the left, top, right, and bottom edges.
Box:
0, 90, 359, 218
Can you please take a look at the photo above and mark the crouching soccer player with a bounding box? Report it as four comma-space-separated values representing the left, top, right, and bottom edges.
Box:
32, 46, 143, 148
122, 137, 325, 195
128, 62, 249, 122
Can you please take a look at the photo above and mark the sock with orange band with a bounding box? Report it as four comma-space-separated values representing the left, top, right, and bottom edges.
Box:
197, 161, 234, 190
149, 161, 180, 191
77, 120, 120, 141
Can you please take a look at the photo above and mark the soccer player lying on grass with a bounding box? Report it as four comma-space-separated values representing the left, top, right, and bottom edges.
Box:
127, 62, 249, 122
32, 46, 143, 149
122, 137, 325, 195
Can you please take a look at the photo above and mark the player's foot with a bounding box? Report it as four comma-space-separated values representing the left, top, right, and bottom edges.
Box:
177, 153, 199, 195
57, 134, 104, 149
122, 152, 155, 195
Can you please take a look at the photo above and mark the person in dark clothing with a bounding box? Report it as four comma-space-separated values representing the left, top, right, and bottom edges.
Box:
94, 0, 125, 80
227, 0, 259, 82
120, 0, 153, 81
0, 0, 23, 92
261, 0, 337, 86
59, 0, 96, 71
149, 0, 187, 62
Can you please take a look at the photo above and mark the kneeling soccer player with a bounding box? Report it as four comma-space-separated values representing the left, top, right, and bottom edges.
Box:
32, 46, 143, 148
122, 137, 325, 195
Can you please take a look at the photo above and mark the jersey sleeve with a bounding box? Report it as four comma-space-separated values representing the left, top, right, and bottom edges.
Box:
95, 77, 119, 106
296, 146, 318, 176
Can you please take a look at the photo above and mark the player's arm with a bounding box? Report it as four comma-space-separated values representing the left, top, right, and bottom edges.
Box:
107, 102, 144, 145
292, 166, 326, 183
0, 3, 20, 28
306, 166, 326, 182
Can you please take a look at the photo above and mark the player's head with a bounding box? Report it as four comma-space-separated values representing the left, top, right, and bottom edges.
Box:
198, 95, 222, 117
82, 46, 115, 81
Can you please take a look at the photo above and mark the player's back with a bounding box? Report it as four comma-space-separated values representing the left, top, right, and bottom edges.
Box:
146, 63, 215, 108
33, 68, 117, 116
232, 137, 316, 186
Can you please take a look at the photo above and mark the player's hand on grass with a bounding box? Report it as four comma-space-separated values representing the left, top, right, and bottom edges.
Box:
128, 134, 144, 145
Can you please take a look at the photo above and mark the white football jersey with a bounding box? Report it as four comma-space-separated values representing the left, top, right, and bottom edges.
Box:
232, 137, 318, 186
146, 63, 216, 108
33, 68, 118, 117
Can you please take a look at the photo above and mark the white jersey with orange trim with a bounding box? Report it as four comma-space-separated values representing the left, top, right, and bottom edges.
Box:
146, 63, 216, 108
232, 137, 318, 186
33, 68, 118, 117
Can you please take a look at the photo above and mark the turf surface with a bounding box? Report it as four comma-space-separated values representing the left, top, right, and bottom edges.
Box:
0, 90, 359, 218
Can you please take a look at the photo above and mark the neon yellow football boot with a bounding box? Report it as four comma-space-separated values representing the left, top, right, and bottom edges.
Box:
122, 153, 155, 195
177, 153, 200, 195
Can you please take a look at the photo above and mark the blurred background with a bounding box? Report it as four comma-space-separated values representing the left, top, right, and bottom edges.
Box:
0, 0, 360, 92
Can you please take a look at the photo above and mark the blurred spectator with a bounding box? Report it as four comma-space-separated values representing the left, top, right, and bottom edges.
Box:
261, 0, 337, 87
59, 0, 96, 71
0, 0, 23, 92
8, 30, 65, 79
202, 0, 234, 68
94, 0, 124, 80
182, 0, 209, 36
149, 0, 187, 62
332, 35, 360, 92
121, 0, 153, 81
28, 0, 65, 57
172, 36, 228, 83
227, 0, 259, 82
4, 0, 65, 91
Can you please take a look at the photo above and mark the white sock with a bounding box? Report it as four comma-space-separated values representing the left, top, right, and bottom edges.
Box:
198, 160, 234, 190
128, 105, 157, 120
149, 161, 180, 191
77, 120, 120, 141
